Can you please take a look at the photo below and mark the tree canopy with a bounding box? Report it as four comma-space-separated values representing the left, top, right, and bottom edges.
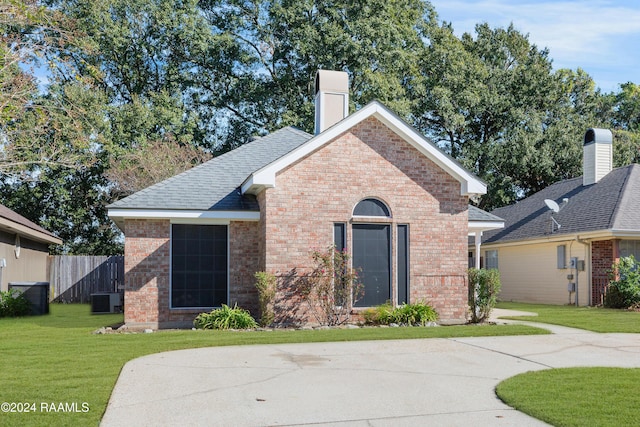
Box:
1, 0, 638, 254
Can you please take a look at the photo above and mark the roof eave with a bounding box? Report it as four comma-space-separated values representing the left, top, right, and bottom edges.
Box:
481, 228, 640, 247
468, 220, 505, 235
0, 217, 62, 246
108, 209, 261, 232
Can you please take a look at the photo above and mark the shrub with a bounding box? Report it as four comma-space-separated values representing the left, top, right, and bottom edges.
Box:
605, 255, 640, 308
298, 247, 363, 326
362, 302, 394, 325
254, 271, 277, 327
194, 304, 257, 330
362, 302, 438, 326
0, 289, 31, 318
392, 302, 438, 326
468, 268, 501, 323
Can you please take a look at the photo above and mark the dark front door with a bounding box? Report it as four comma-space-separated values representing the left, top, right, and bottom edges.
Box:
353, 224, 390, 307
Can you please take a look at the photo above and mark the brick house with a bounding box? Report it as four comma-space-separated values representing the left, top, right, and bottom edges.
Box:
474, 128, 640, 306
108, 70, 498, 329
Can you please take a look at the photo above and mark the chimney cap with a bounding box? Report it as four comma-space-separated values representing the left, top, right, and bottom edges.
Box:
584, 128, 612, 146
315, 70, 349, 95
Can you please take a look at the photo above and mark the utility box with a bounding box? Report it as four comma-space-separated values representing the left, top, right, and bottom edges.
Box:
567, 282, 576, 292
8, 282, 50, 315
91, 292, 123, 314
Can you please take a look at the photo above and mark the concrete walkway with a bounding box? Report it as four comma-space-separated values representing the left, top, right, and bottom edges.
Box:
101, 311, 640, 426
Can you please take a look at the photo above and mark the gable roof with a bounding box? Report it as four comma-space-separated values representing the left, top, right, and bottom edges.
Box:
482, 164, 640, 245
0, 204, 62, 245
242, 101, 486, 197
108, 100, 489, 229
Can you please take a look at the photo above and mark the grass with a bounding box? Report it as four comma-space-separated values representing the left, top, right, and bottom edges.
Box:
497, 367, 640, 427
495, 302, 640, 426
496, 301, 640, 333
0, 304, 546, 427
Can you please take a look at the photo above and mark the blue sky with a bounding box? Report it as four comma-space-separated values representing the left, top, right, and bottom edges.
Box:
430, 0, 640, 93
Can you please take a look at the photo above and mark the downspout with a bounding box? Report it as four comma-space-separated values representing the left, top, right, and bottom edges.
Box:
572, 236, 591, 306
474, 231, 482, 270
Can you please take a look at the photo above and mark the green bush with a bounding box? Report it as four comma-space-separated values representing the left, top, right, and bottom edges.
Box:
392, 302, 438, 326
362, 302, 438, 326
194, 304, 257, 330
254, 271, 277, 327
362, 302, 394, 325
0, 289, 31, 318
468, 268, 501, 323
605, 256, 640, 309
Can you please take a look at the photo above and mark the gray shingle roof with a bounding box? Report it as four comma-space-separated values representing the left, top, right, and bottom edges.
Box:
108, 127, 313, 211
483, 164, 640, 244
468, 205, 503, 222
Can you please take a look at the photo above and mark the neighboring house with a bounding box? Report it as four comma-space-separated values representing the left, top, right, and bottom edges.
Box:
108, 70, 502, 329
476, 128, 640, 306
0, 204, 62, 292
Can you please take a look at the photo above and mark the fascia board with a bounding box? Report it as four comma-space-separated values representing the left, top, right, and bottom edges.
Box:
478, 229, 633, 248
467, 220, 505, 234
0, 217, 62, 245
244, 101, 486, 197
108, 209, 260, 222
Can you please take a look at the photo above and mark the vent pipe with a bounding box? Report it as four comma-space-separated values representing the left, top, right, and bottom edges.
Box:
314, 70, 349, 135
583, 128, 612, 186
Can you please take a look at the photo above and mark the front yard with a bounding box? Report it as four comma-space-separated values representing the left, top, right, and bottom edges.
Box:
0, 304, 543, 427
495, 302, 640, 427
497, 301, 640, 332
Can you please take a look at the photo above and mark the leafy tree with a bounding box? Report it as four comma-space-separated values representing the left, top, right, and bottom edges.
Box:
414, 19, 605, 210
610, 83, 640, 166
195, 0, 429, 151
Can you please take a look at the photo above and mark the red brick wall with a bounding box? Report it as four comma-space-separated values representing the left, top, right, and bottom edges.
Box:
591, 239, 618, 305
124, 219, 170, 328
124, 219, 260, 328
229, 221, 260, 315
261, 117, 469, 323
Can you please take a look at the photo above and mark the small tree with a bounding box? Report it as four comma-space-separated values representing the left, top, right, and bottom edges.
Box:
605, 255, 640, 309
468, 268, 501, 323
299, 247, 363, 326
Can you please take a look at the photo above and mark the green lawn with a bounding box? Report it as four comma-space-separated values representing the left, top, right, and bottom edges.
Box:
496, 301, 640, 332
497, 367, 640, 427
0, 304, 545, 427
495, 302, 640, 426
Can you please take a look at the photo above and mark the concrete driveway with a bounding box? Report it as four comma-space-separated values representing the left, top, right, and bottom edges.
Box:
101, 312, 640, 426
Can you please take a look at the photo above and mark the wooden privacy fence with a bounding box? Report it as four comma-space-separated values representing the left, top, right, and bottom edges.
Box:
48, 255, 124, 303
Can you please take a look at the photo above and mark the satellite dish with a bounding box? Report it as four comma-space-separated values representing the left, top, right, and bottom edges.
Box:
544, 199, 560, 213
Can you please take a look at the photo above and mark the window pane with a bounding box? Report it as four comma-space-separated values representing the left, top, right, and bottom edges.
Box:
334, 223, 346, 252
171, 224, 228, 308
485, 250, 498, 270
353, 199, 390, 217
353, 224, 391, 307
397, 225, 409, 305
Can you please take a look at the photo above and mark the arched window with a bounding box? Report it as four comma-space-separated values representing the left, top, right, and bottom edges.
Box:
353, 198, 391, 217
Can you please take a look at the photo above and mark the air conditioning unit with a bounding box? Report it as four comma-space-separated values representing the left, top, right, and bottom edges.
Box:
91, 292, 122, 314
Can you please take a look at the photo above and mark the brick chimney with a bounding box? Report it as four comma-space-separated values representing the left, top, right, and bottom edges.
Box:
314, 70, 349, 135
583, 128, 613, 186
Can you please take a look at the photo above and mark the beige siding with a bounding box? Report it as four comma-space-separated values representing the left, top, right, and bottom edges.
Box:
0, 239, 50, 292
491, 241, 590, 306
